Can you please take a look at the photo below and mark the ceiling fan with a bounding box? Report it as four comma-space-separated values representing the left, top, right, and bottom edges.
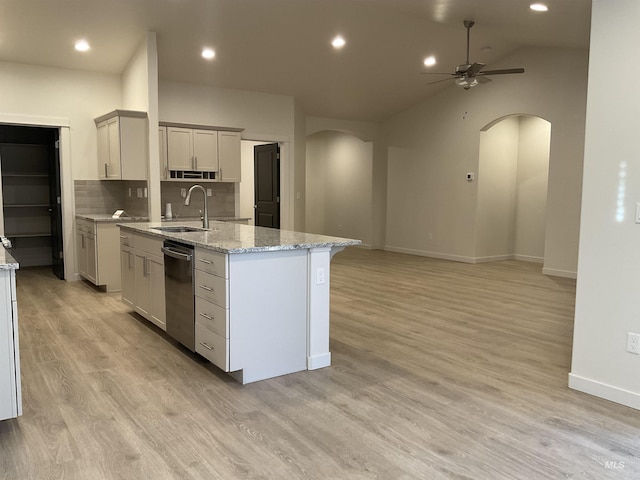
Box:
422, 20, 525, 89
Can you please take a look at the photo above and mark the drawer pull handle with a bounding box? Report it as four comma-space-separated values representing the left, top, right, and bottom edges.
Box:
199, 312, 213, 320
198, 259, 212, 265
199, 285, 213, 292
200, 342, 214, 351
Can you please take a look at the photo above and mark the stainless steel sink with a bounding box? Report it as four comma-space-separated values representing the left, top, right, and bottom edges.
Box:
152, 226, 206, 233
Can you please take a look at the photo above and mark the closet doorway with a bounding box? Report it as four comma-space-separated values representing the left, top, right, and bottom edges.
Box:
0, 125, 64, 279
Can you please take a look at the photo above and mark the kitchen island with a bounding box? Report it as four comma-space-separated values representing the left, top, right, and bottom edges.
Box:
118, 221, 361, 383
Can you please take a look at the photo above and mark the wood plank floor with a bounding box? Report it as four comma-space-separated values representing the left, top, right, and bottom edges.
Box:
1, 248, 639, 479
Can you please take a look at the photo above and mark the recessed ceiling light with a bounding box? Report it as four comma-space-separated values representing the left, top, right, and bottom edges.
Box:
331, 35, 346, 49
530, 3, 548, 12
202, 48, 215, 60
423, 56, 437, 67
74, 39, 90, 52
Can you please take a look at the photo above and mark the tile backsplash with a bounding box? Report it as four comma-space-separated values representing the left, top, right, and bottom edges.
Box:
74, 180, 235, 219
161, 182, 235, 219
74, 180, 149, 217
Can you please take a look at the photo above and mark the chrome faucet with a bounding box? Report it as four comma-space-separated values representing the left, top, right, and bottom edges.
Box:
185, 184, 209, 228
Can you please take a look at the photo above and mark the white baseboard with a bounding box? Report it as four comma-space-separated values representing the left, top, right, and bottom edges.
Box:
514, 254, 544, 264
384, 246, 476, 264
569, 373, 640, 411
474, 254, 513, 263
543, 267, 577, 279
308, 353, 331, 370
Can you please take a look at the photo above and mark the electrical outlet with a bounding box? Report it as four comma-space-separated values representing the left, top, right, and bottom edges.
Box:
181, 188, 186, 198
627, 333, 640, 354
143, 187, 148, 198
207, 188, 212, 197
137, 188, 143, 198
316, 267, 325, 285
428, 232, 433, 240
128, 188, 132, 197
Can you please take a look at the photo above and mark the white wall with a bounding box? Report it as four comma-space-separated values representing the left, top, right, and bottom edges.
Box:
476, 117, 519, 260
384, 47, 587, 274
122, 33, 161, 221
305, 131, 373, 245
306, 115, 386, 246
570, 0, 640, 410
0, 62, 121, 180
515, 116, 550, 261
159, 81, 297, 229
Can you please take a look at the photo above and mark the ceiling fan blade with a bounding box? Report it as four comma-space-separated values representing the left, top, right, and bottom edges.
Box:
419, 72, 457, 76
479, 68, 525, 75
477, 76, 492, 84
466, 62, 485, 76
426, 77, 456, 86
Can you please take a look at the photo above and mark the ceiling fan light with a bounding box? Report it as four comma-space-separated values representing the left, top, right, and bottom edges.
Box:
423, 56, 437, 67
455, 77, 478, 89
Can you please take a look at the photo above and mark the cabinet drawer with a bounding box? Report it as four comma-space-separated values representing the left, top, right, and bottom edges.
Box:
119, 230, 133, 247
194, 270, 228, 307
77, 219, 96, 235
195, 321, 229, 371
134, 233, 163, 256
195, 297, 228, 338
195, 248, 227, 278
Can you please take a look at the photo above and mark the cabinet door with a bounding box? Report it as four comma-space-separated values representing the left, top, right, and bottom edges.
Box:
120, 247, 135, 308
159, 126, 168, 180
217, 131, 241, 182
85, 234, 97, 284
193, 129, 218, 171
119, 116, 147, 181
76, 230, 87, 277
148, 255, 166, 331
106, 118, 121, 179
167, 127, 193, 170
97, 122, 109, 179
134, 253, 150, 318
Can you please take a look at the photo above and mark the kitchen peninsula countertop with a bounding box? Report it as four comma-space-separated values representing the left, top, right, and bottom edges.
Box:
0, 248, 19, 270
119, 221, 361, 254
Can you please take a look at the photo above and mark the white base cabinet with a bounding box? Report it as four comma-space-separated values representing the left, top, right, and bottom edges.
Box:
0, 266, 21, 421
76, 219, 121, 292
119, 231, 165, 331
193, 247, 308, 384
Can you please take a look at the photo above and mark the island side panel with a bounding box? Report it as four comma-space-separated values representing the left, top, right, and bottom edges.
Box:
228, 249, 308, 384
307, 247, 332, 370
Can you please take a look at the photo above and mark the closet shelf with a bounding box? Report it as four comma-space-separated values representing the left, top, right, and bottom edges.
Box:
3, 232, 51, 238
3, 204, 51, 208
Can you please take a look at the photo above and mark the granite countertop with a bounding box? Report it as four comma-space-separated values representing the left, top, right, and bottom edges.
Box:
119, 221, 362, 254
76, 214, 250, 223
0, 247, 19, 270
76, 214, 149, 223
161, 216, 251, 223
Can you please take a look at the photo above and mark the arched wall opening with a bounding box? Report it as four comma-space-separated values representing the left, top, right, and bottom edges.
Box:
305, 130, 373, 247
476, 115, 551, 263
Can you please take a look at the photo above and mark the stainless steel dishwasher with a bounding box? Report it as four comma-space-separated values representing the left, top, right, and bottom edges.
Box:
162, 240, 195, 351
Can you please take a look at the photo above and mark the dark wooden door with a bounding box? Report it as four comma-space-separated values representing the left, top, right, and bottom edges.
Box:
254, 143, 280, 228
50, 130, 64, 279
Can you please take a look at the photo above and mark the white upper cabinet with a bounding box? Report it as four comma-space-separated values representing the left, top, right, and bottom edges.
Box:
218, 131, 241, 182
167, 127, 219, 172
163, 122, 242, 182
95, 110, 148, 181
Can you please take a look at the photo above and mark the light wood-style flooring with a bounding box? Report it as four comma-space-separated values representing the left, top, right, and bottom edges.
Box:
1, 248, 639, 479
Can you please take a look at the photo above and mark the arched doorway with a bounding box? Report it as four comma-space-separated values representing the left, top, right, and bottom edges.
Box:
476, 115, 551, 264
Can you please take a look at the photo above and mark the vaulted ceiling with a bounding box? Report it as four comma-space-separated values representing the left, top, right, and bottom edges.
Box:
0, 0, 591, 121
